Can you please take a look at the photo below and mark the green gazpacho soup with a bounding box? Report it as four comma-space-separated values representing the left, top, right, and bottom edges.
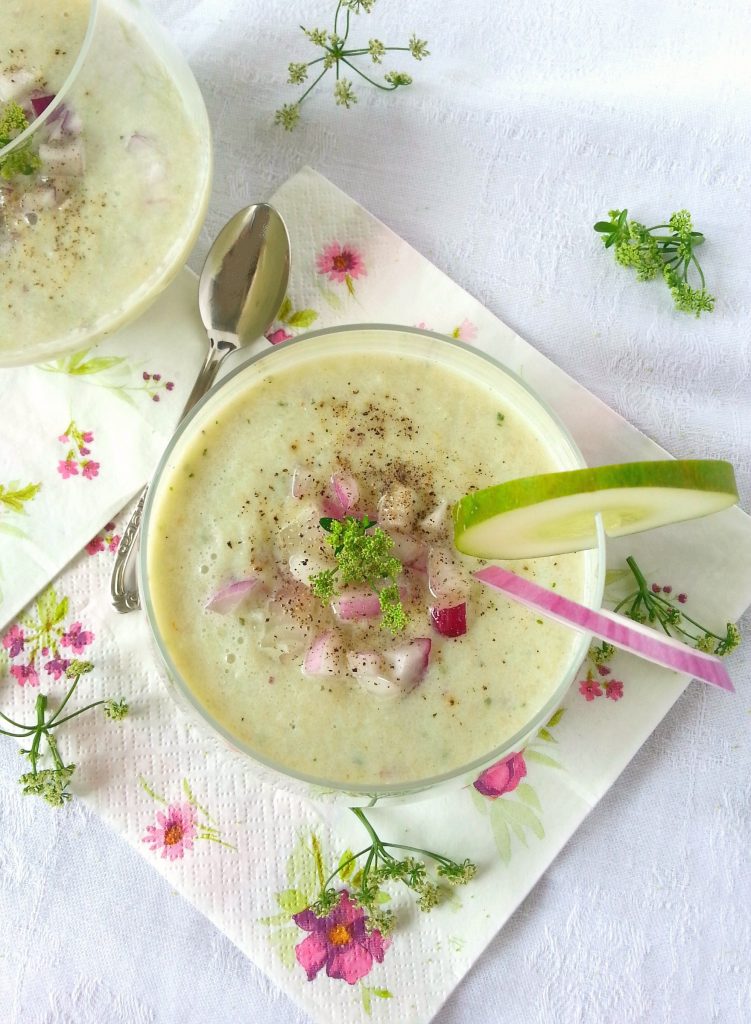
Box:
147, 345, 589, 786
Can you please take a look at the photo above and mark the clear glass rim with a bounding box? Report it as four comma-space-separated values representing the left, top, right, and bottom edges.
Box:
0, 0, 99, 158
140, 324, 606, 797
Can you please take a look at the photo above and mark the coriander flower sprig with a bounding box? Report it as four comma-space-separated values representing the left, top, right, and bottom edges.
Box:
594, 208, 715, 316
613, 556, 740, 656
311, 807, 476, 934
311, 514, 408, 633
276, 0, 429, 130
0, 101, 41, 180
0, 660, 129, 807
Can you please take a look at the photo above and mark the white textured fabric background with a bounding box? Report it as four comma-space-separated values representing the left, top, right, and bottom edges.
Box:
2, 1, 750, 1022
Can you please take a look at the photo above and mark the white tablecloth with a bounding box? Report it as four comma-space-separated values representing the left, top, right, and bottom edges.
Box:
2, 1, 750, 1021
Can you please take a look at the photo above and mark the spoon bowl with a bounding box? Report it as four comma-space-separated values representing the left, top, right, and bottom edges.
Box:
111, 202, 290, 613
199, 204, 290, 349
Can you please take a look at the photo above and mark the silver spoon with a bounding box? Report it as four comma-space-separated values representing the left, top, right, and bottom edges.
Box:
110, 203, 291, 613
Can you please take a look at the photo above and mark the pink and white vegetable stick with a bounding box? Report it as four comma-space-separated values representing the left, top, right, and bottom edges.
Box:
475, 565, 734, 692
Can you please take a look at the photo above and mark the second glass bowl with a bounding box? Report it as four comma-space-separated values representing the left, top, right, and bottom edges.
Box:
0, 0, 211, 366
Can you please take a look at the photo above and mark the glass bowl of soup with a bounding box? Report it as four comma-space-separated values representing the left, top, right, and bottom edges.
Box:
0, 0, 211, 366
139, 326, 605, 805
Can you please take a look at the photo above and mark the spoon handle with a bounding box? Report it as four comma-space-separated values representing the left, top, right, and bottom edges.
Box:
110, 343, 231, 613
110, 489, 147, 612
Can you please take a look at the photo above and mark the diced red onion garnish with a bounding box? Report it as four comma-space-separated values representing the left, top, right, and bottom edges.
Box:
205, 577, 260, 614
428, 546, 471, 608
288, 552, 332, 587
0, 69, 36, 103
430, 603, 467, 638
474, 565, 734, 692
303, 631, 342, 677
420, 500, 450, 534
332, 584, 409, 620
388, 531, 425, 567
347, 650, 385, 677
382, 637, 432, 688
126, 133, 167, 185
323, 473, 360, 518
31, 94, 55, 117
332, 588, 382, 620
377, 483, 417, 530
39, 139, 85, 177
22, 186, 57, 213
291, 468, 313, 499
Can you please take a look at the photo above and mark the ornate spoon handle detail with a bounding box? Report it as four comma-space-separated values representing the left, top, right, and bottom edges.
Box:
110, 490, 147, 612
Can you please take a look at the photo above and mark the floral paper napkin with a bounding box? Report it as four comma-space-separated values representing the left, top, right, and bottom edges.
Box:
0, 267, 207, 631
1, 168, 750, 1024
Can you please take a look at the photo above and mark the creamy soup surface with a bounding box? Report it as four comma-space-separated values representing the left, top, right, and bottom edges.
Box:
148, 349, 589, 786
0, 0, 206, 360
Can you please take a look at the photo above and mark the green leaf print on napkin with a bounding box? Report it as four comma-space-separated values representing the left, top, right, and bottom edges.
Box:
39, 349, 175, 406
266, 295, 320, 345
471, 709, 566, 864
0, 481, 40, 541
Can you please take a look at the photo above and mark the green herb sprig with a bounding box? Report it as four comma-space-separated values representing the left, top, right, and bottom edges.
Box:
614, 556, 740, 656
594, 209, 714, 317
0, 660, 129, 807
310, 514, 408, 633
0, 101, 41, 180
311, 807, 476, 934
276, 0, 429, 130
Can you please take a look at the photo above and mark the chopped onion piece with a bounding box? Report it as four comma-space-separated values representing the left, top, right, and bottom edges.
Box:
382, 637, 432, 688
31, 94, 55, 117
420, 500, 450, 534
475, 565, 734, 692
388, 530, 425, 566
347, 650, 385, 677
205, 577, 261, 614
22, 186, 57, 213
427, 545, 471, 608
323, 472, 360, 518
378, 483, 417, 530
39, 139, 85, 177
126, 132, 167, 185
303, 631, 343, 677
288, 552, 332, 587
0, 69, 36, 103
333, 588, 382, 620
430, 603, 467, 638
291, 467, 314, 499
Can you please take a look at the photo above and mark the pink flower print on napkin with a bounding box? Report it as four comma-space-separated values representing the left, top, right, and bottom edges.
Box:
86, 521, 120, 556
60, 622, 94, 655
142, 371, 175, 402
452, 319, 478, 342
473, 751, 527, 798
604, 679, 624, 701
57, 458, 79, 479
143, 802, 198, 861
293, 891, 390, 985
579, 679, 602, 701
2, 624, 25, 658
44, 657, 71, 681
266, 327, 294, 346
10, 663, 39, 687
316, 242, 366, 297
56, 421, 99, 481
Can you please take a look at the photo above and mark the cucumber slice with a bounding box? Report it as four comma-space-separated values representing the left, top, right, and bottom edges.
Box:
453, 460, 738, 559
